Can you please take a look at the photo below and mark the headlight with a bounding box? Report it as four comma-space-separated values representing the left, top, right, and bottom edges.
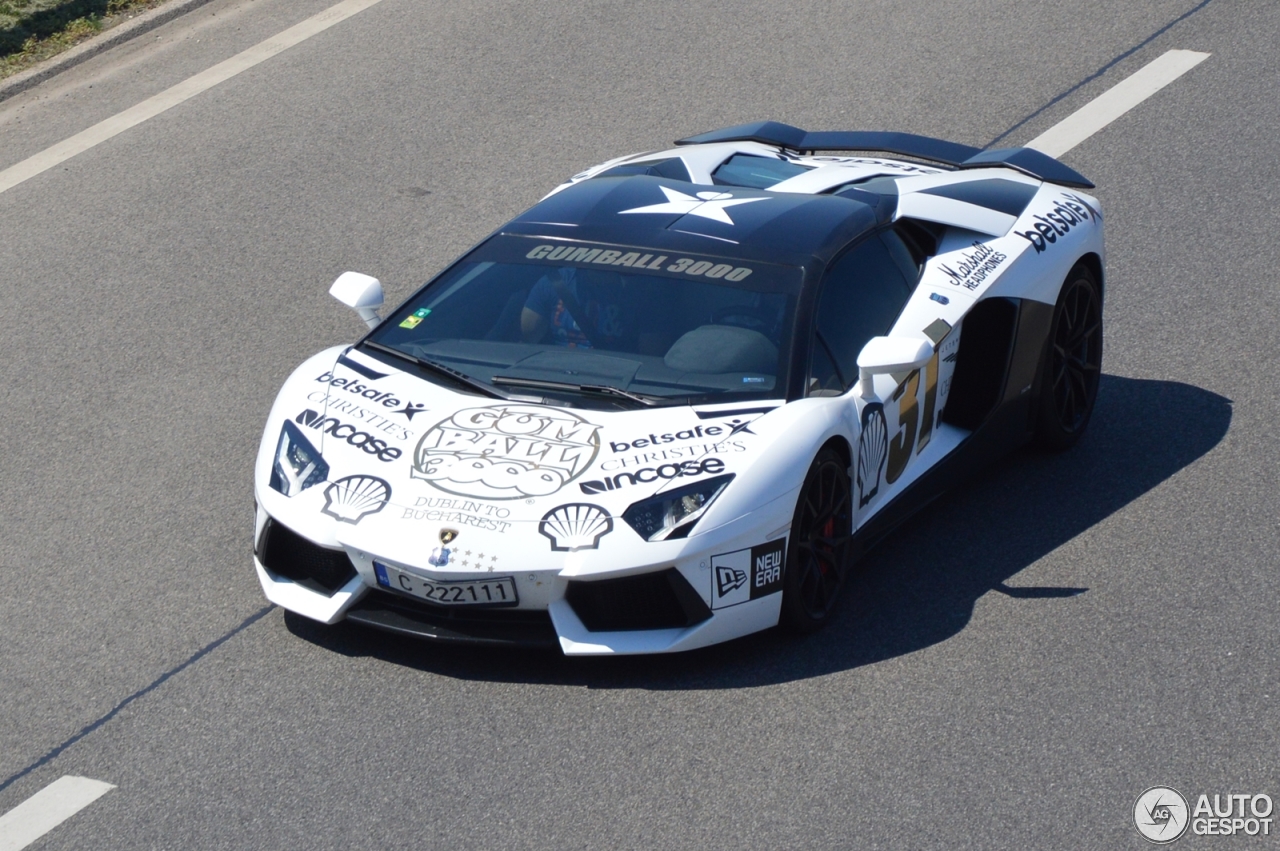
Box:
268, 421, 329, 496
622, 474, 734, 542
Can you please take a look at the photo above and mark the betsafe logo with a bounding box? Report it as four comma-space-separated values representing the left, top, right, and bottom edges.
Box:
1015, 192, 1101, 254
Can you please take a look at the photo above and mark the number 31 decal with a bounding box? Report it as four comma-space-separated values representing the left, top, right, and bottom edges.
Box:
885, 339, 944, 485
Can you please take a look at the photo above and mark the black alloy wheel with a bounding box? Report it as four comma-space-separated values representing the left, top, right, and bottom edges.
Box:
1034, 264, 1103, 451
780, 447, 855, 633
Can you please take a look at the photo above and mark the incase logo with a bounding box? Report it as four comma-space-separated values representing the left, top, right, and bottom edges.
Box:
710, 538, 786, 609
578, 457, 724, 494
295, 410, 403, 462
1015, 192, 1102, 254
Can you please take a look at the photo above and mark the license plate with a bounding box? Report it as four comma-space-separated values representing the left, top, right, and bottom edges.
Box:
373, 560, 518, 607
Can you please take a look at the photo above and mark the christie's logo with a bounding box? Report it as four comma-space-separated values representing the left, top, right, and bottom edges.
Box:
578, 457, 724, 494
1015, 193, 1102, 254
305, 391, 413, 441
295, 410, 402, 462
938, 241, 1007, 290
600, 439, 747, 472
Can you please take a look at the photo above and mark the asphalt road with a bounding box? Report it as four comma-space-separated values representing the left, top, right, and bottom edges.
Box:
0, 0, 1276, 848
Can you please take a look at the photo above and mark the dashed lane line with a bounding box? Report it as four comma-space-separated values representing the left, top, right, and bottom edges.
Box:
0, 0, 388, 196
1026, 49, 1211, 158
0, 776, 114, 851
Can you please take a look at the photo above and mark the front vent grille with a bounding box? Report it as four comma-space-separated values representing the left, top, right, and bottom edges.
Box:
346, 591, 559, 648
565, 568, 711, 632
257, 518, 356, 595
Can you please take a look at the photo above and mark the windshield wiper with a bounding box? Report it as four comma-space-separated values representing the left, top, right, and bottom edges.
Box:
361, 341, 507, 399
490, 376, 665, 407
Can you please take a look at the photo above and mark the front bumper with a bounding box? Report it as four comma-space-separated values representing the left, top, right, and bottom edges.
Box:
254, 494, 793, 655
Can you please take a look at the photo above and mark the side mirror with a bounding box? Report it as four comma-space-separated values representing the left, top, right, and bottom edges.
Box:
330, 271, 384, 330
856, 336, 934, 398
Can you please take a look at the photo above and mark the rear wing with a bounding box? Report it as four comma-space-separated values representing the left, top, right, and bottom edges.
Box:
675, 121, 1093, 189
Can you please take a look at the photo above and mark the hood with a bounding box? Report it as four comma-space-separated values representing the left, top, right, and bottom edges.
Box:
255, 346, 785, 572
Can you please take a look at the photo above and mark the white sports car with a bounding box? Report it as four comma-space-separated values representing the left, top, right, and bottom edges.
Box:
254, 121, 1104, 654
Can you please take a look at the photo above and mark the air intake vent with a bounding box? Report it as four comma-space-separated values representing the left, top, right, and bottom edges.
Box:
566, 568, 711, 632
257, 518, 356, 595
346, 591, 559, 648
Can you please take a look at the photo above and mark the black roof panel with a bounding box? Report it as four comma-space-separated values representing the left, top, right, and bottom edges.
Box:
505, 176, 879, 268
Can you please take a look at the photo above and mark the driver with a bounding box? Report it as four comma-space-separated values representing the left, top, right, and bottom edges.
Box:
520, 267, 625, 349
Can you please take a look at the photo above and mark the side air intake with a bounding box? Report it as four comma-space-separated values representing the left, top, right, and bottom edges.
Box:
256, 518, 356, 595
565, 568, 711, 632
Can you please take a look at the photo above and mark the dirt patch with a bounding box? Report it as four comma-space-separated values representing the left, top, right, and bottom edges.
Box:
0, 0, 174, 79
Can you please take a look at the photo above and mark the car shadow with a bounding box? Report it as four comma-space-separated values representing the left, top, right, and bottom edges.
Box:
285, 375, 1231, 688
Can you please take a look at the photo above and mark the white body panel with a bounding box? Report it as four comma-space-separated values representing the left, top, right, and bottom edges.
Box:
257, 138, 1104, 654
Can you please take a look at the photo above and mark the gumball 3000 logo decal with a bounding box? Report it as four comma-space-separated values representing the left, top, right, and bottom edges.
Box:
411, 405, 601, 499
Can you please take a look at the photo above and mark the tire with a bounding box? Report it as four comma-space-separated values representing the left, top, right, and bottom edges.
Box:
1033, 263, 1103, 451
779, 447, 854, 633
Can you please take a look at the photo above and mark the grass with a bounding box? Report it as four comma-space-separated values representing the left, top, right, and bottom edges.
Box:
0, 0, 170, 81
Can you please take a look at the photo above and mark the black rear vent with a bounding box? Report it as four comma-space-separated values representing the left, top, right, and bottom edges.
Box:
942, 297, 1018, 430
566, 568, 711, 632
257, 518, 356, 595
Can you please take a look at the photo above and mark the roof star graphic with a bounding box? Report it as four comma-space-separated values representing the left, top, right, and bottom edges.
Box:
619, 186, 766, 225
395, 402, 427, 420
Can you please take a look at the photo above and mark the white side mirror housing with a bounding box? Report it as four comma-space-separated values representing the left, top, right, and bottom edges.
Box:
856, 336, 934, 398
330, 271, 384, 329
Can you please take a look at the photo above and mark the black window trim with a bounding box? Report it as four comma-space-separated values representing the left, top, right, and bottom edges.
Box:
804, 224, 921, 396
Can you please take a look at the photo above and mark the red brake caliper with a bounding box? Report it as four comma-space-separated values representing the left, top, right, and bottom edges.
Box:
817, 517, 835, 574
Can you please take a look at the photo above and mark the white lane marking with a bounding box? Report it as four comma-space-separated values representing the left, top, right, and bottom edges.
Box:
0, 776, 115, 851
1026, 49, 1210, 158
0, 0, 386, 196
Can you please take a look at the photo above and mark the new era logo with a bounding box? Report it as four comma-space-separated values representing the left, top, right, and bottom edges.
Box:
716, 565, 747, 597
710, 538, 785, 610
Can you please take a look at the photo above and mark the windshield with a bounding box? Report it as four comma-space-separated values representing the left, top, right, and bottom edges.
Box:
364, 235, 801, 407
